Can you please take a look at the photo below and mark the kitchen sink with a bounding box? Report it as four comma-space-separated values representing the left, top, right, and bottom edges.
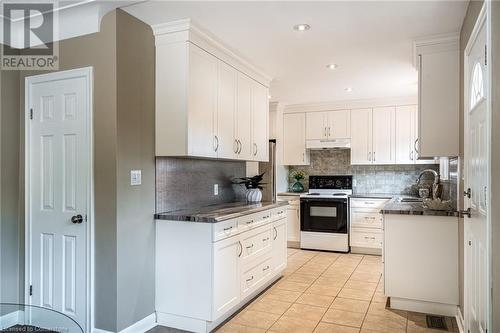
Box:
399, 197, 423, 203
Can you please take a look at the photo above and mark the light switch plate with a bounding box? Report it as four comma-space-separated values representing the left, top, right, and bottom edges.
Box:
130, 170, 142, 186
214, 184, 219, 195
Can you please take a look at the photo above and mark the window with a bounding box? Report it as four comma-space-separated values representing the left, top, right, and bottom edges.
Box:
470, 62, 484, 109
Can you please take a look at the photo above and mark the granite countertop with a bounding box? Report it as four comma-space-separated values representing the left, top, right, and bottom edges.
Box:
381, 197, 459, 217
155, 201, 289, 223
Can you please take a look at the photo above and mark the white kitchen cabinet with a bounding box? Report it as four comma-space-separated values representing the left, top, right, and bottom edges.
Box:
217, 61, 238, 159
350, 197, 390, 255
384, 214, 459, 316
306, 112, 327, 140
283, 113, 309, 165
277, 195, 300, 247
251, 81, 269, 161
154, 22, 270, 162
213, 235, 241, 319
187, 44, 218, 158
351, 108, 395, 165
272, 218, 287, 273
395, 105, 439, 165
306, 110, 350, 140
350, 109, 373, 165
372, 107, 395, 164
236, 73, 254, 160
415, 36, 459, 158
156, 206, 288, 333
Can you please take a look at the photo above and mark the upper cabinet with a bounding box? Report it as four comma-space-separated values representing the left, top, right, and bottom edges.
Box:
154, 20, 271, 161
283, 113, 309, 165
306, 110, 350, 140
415, 35, 459, 158
351, 107, 395, 165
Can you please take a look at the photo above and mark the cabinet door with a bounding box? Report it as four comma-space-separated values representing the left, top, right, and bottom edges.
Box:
251, 81, 269, 161
327, 110, 350, 139
187, 44, 218, 158
213, 236, 241, 320
395, 105, 415, 164
272, 219, 287, 273
306, 112, 327, 140
283, 113, 308, 165
286, 206, 300, 242
350, 109, 372, 165
372, 107, 395, 164
236, 73, 253, 160
217, 61, 237, 159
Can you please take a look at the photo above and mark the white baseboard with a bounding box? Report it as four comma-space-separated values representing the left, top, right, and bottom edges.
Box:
0, 310, 22, 330
93, 313, 156, 333
455, 306, 465, 333
390, 297, 457, 317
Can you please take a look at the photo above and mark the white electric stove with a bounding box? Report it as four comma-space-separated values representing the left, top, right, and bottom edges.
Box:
299, 176, 352, 252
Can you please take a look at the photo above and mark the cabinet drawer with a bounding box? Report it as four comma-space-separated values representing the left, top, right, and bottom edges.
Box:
351, 211, 382, 229
240, 226, 272, 263
213, 219, 239, 242
350, 198, 389, 209
241, 256, 273, 299
351, 229, 383, 249
238, 210, 273, 231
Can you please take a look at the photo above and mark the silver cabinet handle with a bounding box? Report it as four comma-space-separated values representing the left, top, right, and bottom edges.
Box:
373, 151, 376, 162
263, 237, 270, 242
273, 226, 278, 240
302, 152, 305, 162
234, 139, 239, 153
214, 135, 219, 152
364, 236, 376, 240
238, 241, 243, 257
328, 127, 331, 137
368, 152, 371, 161
223, 226, 233, 231
262, 266, 270, 272
246, 276, 254, 282
246, 244, 254, 249
414, 138, 419, 154
253, 143, 258, 156
238, 140, 242, 154
324, 127, 327, 137
410, 150, 413, 161
246, 220, 254, 225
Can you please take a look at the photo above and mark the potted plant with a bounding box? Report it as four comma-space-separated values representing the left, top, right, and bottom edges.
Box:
233, 173, 266, 202
290, 170, 306, 193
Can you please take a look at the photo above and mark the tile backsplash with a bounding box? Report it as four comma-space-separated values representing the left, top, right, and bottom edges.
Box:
156, 157, 246, 212
288, 150, 457, 203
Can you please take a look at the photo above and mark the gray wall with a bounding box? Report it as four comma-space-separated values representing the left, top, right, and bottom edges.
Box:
15, 9, 158, 332
288, 150, 444, 198
156, 157, 246, 213
115, 10, 156, 331
459, 0, 483, 316
0, 62, 21, 305
491, 1, 500, 329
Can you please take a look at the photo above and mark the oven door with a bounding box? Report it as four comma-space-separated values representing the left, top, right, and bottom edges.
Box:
300, 198, 348, 234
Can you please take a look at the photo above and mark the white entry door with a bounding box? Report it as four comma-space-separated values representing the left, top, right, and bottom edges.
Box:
27, 68, 92, 332
464, 8, 489, 333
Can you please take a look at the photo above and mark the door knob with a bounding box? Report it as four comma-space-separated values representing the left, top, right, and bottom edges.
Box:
71, 214, 83, 224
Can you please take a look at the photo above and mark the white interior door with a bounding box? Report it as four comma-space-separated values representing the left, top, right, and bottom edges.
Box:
27, 68, 92, 332
464, 9, 489, 333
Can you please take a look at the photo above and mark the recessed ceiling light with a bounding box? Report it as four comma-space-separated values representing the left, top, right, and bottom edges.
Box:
327, 64, 339, 70
344, 87, 353, 92
293, 24, 310, 31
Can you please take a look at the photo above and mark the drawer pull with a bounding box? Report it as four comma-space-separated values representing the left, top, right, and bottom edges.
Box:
223, 226, 233, 231
364, 236, 376, 240
263, 237, 270, 242
246, 244, 254, 249
246, 276, 254, 282
263, 266, 270, 271
238, 241, 243, 257
273, 227, 278, 240
246, 220, 254, 225
364, 202, 375, 205
262, 215, 270, 219
364, 217, 376, 220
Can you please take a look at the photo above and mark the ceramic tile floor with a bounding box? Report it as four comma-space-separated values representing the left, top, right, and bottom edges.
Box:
149, 249, 459, 333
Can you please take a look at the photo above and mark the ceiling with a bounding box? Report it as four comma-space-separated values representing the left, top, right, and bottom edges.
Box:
124, 1, 468, 106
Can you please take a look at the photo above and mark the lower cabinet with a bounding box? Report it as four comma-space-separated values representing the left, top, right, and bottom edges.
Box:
156, 206, 288, 333
349, 197, 390, 255
278, 195, 300, 247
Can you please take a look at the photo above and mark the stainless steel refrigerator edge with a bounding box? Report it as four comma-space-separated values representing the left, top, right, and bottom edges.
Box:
259, 140, 277, 202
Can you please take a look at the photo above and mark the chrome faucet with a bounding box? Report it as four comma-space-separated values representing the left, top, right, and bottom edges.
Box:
416, 169, 442, 199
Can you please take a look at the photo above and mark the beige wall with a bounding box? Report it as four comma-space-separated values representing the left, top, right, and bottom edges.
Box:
491, 1, 500, 329
459, 0, 483, 315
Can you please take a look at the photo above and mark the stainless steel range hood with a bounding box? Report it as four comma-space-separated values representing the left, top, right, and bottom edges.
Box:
306, 138, 351, 150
